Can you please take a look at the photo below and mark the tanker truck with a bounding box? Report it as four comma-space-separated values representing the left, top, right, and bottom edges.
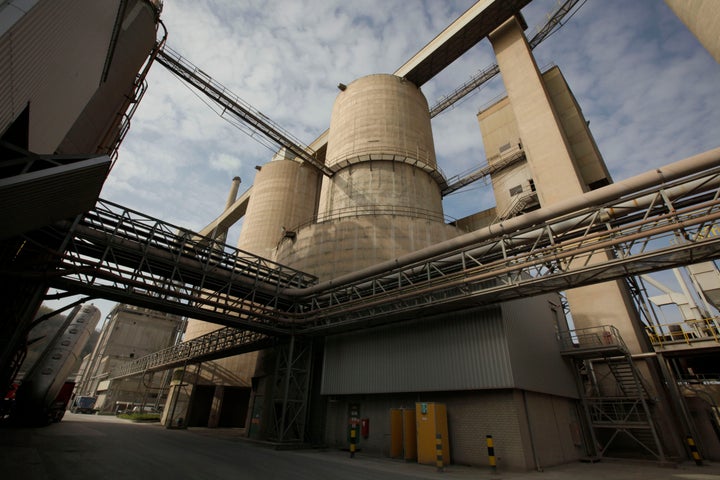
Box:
12, 304, 101, 425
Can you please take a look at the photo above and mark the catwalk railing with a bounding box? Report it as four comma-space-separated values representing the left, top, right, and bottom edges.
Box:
645, 317, 720, 347
293, 159, 720, 333
559, 325, 665, 460
112, 327, 275, 378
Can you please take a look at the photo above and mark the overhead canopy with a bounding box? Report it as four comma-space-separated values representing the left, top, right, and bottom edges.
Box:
0, 153, 111, 239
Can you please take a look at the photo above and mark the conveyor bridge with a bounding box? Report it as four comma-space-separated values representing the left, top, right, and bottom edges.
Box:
13, 148, 716, 378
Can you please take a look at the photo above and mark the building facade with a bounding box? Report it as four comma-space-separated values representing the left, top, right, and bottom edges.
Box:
75, 304, 183, 414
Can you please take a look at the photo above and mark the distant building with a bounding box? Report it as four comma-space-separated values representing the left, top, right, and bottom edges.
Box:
74, 304, 184, 413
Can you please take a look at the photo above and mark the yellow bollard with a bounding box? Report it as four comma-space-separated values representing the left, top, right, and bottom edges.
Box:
350, 426, 357, 458
435, 433, 444, 472
486, 435, 497, 473
686, 436, 703, 466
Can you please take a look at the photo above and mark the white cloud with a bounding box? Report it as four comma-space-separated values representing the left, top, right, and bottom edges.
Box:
210, 152, 243, 174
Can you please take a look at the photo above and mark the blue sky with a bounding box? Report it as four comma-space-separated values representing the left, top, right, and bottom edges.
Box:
56, 0, 720, 321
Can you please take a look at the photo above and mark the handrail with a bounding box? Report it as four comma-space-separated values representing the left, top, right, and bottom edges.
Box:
557, 325, 628, 353
645, 317, 720, 347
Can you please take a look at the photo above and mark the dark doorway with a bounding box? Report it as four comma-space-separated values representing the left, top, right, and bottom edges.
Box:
219, 387, 250, 427
187, 385, 214, 427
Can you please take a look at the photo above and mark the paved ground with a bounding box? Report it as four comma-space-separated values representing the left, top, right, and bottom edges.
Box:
2, 412, 720, 480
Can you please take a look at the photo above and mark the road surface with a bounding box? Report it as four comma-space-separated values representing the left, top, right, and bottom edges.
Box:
1, 412, 719, 480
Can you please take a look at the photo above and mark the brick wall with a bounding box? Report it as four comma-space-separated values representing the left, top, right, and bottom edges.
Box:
323, 389, 584, 471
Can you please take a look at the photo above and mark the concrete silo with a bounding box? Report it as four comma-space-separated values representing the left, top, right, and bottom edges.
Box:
239, 148, 322, 261
277, 74, 461, 279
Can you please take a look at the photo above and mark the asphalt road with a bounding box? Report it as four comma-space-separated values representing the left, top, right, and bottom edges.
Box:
2, 412, 720, 480
1, 413, 456, 480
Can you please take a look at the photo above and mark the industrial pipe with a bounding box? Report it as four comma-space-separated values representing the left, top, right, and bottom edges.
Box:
284, 146, 720, 298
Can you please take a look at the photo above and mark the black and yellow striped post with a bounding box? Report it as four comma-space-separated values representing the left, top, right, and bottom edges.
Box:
486, 434, 497, 473
435, 433, 444, 472
350, 426, 357, 458
686, 436, 703, 466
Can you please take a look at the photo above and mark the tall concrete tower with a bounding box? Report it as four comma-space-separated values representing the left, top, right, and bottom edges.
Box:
482, 15, 684, 459
487, 16, 648, 352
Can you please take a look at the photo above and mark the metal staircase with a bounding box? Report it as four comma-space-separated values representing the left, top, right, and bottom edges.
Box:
558, 326, 665, 461
494, 189, 538, 223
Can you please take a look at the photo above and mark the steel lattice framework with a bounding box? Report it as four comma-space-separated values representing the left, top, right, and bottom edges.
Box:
291, 163, 720, 334
23, 149, 715, 383
53, 150, 718, 446
27, 200, 316, 335
112, 327, 275, 378
155, 46, 333, 176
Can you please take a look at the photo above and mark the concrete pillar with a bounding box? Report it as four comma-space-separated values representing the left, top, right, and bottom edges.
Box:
489, 16, 585, 206
208, 385, 224, 428
665, 0, 720, 64
488, 16, 650, 354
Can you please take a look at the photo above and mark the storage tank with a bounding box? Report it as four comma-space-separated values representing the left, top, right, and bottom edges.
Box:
277, 74, 461, 280
14, 304, 101, 425
237, 148, 322, 260
319, 74, 442, 220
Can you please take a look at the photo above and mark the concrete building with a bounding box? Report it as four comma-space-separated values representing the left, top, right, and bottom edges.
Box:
159, 2, 720, 470
74, 304, 183, 414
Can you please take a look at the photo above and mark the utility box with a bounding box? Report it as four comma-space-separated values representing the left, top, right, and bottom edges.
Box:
416, 402, 450, 466
390, 408, 417, 460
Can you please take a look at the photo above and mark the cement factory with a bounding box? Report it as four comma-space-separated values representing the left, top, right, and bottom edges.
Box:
2, 0, 720, 472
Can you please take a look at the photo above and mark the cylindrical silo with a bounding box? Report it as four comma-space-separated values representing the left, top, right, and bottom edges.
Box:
277, 74, 462, 280
319, 74, 443, 220
237, 148, 322, 259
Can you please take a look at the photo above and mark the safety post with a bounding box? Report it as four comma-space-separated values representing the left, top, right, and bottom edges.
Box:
486, 434, 497, 473
435, 433, 444, 472
350, 427, 357, 458
686, 436, 703, 466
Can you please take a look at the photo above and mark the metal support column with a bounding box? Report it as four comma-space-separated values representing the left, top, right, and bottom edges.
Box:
270, 336, 313, 444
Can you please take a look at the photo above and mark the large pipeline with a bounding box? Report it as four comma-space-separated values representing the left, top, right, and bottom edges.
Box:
283, 146, 720, 298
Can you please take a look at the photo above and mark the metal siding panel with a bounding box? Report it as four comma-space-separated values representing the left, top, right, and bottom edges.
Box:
0, 34, 13, 133
502, 295, 578, 398
3, 0, 119, 152
59, 0, 157, 154
321, 306, 515, 395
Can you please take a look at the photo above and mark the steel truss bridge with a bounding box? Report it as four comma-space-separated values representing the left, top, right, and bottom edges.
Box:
16, 147, 714, 372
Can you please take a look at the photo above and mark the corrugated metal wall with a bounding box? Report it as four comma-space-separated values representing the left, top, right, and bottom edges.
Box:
0, 0, 119, 152
321, 306, 515, 394
322, 294, 578, 398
